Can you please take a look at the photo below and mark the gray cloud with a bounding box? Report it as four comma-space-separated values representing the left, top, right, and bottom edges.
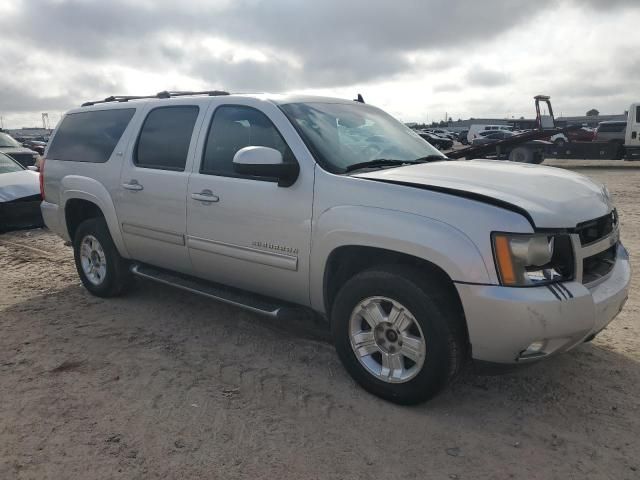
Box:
0, 0, 639, 126
465, 66, 510, 87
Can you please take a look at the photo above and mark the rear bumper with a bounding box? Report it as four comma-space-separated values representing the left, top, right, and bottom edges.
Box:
40, 200, 69, 240
456, 243, 631, 364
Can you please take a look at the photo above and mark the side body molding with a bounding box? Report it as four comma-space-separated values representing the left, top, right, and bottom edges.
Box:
60, 175, 131, 258
309, 205, 492, 313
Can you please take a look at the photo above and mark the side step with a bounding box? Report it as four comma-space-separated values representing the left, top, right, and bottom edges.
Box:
130, 263, 294, 318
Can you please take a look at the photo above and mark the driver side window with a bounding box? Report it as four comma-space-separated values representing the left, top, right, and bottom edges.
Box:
200, 105, 295, 178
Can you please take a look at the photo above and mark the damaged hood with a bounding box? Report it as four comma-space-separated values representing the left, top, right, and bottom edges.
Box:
0, 170, 40, 202
354, 159, 613, 228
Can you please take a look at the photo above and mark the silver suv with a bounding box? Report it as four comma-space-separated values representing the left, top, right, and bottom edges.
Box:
41, 91, 631, 404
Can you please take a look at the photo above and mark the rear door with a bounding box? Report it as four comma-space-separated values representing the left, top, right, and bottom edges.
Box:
185, 99, 314, 306
114, 100, 206, 274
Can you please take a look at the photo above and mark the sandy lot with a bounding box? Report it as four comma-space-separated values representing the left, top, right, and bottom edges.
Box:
1, 164, 639, 479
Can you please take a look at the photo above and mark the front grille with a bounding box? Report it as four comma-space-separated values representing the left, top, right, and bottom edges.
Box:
575, 210, 617, 246
582, 244, 617, 284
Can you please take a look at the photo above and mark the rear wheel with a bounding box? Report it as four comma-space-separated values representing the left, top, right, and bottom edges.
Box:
73, 217, 132, 297
509, 146, 535, 163
331, 266, 466, 404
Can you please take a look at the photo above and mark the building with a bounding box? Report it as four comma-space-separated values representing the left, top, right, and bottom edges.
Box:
4, 127, 51, 140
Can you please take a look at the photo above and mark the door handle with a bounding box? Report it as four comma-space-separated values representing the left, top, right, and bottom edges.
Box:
191, 190, 219, 203
122, 180, 144, 191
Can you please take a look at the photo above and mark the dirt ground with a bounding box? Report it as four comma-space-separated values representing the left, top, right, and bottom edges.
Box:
1, 164, 639, 480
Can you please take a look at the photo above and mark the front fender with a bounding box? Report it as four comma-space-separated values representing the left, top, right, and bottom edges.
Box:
310, 205, 491, 312
60, 176, 130, 258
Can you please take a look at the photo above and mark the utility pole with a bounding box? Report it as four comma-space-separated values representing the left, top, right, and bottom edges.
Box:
42, 113, 50, 131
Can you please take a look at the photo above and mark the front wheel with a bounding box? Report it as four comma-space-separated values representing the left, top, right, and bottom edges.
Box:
331, 266, 466, 404
73, 217, 132, 297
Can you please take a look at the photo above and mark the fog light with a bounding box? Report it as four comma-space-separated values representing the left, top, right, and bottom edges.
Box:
520, 340, 547, 359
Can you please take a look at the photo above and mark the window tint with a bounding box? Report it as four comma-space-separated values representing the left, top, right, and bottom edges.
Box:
636, 106, 640, 123
135, 106, 199, 171
201, 105, 293, 177
598, 122, 626, 133
47, 109, 135, 163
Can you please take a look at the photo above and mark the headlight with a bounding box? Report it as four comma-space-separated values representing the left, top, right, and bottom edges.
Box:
492, 233, 574, 286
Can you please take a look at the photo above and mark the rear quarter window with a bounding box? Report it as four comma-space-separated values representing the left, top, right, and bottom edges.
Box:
47, 109, 135, 163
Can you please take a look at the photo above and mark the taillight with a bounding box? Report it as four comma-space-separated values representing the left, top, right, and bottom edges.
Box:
39, 157, 46, 200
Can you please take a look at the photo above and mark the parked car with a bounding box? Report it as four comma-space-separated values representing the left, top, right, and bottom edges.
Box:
428, 129, 457, 140
467, 124, 512, 143
595, 121, 627, 144
41, 92, 630, 404
0, 132, 40, 167
457, 130, 469, 145
551, 127, 596, 146
417, 131, 454, 150
22, 140, 47, 155
471, 130, 515, 145
0, 152, 43, 232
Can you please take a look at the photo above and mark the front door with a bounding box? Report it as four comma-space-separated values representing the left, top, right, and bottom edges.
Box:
186, 101, 313, 306
115, 102, 204, 274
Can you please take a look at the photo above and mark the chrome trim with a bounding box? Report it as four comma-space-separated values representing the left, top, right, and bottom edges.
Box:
130, 264, 280, 318
571, 224, 620, 287
186, 236, 298, 271
121, 223, 185, 246
580, 228, 619, 258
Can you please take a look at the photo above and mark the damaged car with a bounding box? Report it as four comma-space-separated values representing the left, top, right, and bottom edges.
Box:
0, 152, 43, 233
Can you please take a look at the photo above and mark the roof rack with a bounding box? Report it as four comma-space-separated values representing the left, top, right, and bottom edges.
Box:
81, 90, 230, 107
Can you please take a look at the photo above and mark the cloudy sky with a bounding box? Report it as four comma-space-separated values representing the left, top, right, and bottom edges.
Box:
1, 0, 639, 128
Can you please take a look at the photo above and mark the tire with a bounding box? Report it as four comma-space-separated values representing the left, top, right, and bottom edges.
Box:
554, 138, 566, 148
331, 265, 467, 405
73, 217, 132, 297
509, 146, 535, 163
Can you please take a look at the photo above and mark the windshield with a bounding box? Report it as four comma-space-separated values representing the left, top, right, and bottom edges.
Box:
0, 132, 21, 148
280, 102, 445, 173
0, 153, 24, 174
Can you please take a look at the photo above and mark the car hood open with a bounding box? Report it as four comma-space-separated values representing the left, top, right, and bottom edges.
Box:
354, 159, 613, 229
0, 170, 40, 202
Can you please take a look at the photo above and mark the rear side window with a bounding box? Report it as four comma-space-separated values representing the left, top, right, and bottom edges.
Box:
598, 122, 626, 133
47, 109, 135, 163
135, 106, 199, 171
636, 106, 640, 123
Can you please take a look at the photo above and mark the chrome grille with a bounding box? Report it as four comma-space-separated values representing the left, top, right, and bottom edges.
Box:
582, 245, 617, 284
575, 210, 617, 246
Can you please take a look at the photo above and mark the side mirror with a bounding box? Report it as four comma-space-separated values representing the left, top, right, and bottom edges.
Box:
232, 146, 299, 187
27, 165, 38, 172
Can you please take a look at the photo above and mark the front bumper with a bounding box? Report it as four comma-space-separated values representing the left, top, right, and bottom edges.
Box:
455, 243, 631, 364
0, 198, 44, 233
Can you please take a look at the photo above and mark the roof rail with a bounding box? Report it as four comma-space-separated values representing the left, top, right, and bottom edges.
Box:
81, 90, 230, 107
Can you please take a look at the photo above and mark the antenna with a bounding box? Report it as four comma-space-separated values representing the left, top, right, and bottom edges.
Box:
354, 93, 365, 104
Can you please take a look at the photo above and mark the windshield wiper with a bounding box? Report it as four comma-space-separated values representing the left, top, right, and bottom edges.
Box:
413, 154, 449, 162
344, 159, 420, 173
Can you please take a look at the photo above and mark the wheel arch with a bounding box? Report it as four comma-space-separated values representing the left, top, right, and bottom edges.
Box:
310, 206, 491, 315
61, 176, 130, 258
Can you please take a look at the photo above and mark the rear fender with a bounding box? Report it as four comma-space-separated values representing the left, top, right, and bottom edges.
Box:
60, 175, 130, 258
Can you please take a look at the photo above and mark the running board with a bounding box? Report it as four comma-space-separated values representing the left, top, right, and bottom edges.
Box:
130, 263, 294, 318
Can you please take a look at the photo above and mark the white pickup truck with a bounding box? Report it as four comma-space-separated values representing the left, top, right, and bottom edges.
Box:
40, 92, 630, 404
